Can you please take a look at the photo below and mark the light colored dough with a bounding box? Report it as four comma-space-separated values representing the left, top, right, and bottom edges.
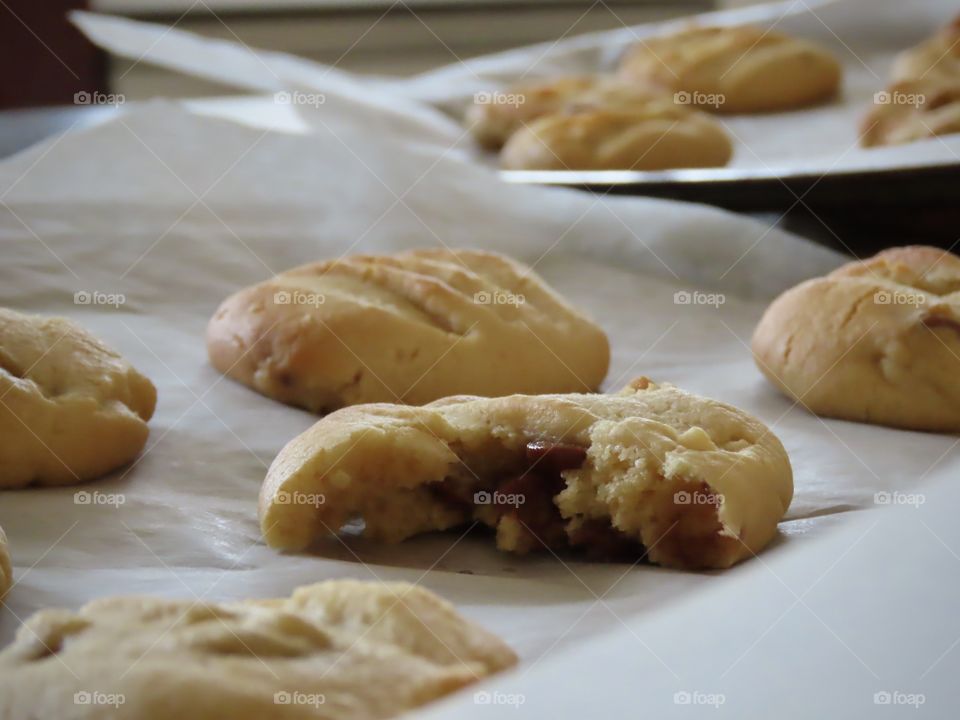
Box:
207, 248, 610, 412
499, 103, 732, 171
891, 16, 960, 84
0, 526, 10, 599
752, 246, 960, 431
259, 377, 793, 570
860, 77, 960, 147
465, 74, 666, 150
0, 580, 517, 720
0, 308, 157, 488
618, 24, 842, 114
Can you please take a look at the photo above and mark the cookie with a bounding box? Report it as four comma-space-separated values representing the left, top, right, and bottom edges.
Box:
0, 580, 517, 720
0, 525, 10, 599
466, 74, 664, 150
618, 24, 842, 114
0, 308, 157, 488
207, 248, 610, 413
860, 77, 960, 146
259, 377, 793, 569
499, 103, 732, 171
752, 246, 960, 431
891, 16, 960, 84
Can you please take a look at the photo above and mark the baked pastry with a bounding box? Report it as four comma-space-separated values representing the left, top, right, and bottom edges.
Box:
259, 377, 793, 569
0, 525, 10, 598
0, 580, 517, 720
860, 77, 960, 146
466, 74, 664, 149
499, 103, 732, 171
891, 16, 960, 84
752, 246, 960, 431
0, 308, 157, 488
618, 24, 842, 114
207, 248, 610, 412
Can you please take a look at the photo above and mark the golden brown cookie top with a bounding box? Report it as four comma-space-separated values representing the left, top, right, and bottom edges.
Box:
499, 103, 732, 171
860, 77, 960, 147
0, 580, 517, 720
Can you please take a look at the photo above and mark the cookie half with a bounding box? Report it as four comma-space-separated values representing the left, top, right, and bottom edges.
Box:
0, 580, 517, 720
260, 378, 793, 569
0, 526, 10, 599
618, 24, 842, 114
207, 248, 610, 412
0, 308, 157, 488
499, 104, 732, 171
752, 246, 960, 431
466, 74, 665, 150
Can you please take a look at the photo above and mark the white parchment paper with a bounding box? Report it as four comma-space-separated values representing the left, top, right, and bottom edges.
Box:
1, 0, 959, 714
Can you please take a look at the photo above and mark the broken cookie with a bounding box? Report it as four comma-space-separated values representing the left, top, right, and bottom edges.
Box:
260, 378, 793, 569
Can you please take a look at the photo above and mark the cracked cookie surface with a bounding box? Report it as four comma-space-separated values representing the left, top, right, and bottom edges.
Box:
0, 308, 157, 488
499, 103, 732, 171
752, 246, 960, 431
0, 579, 516, 720
618, 24, 841, 114
207, 248, 610, 412
259, 378, 792, 569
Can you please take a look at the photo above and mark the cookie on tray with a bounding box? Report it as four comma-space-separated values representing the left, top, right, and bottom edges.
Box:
466, 74, 665, 150
860, 77, 960, 146
753, 246, 960, 431
0, 580, 517, 720
207, 248, 610, 413
891, 15, 960, 84
259, 377, 793, 570
499, 103, 732, 171
618, 24, 842, 114
0, 308, 157, 488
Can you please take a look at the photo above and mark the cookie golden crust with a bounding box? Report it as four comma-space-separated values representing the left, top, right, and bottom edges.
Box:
499, 104, 732, 171
618, 24, 842, 114
465, 74, 665, 150
0, 580, 517, 720
752, 246, 960, 431
207, 249, 610, 413
860, 78, 960, 147
0, 308, 157, 488
0, 526, 10, 599
891, 16, 960, 84
259, 378, 793, 570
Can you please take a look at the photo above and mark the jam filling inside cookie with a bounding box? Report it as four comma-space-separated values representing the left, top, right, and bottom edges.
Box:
433, 440, 648, 562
